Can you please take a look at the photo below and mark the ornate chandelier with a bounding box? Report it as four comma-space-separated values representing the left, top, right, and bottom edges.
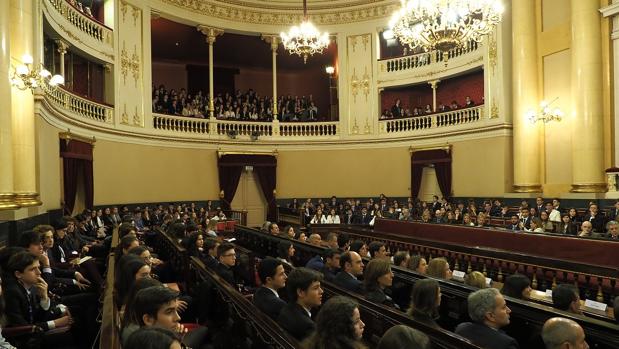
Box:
280, 0, 329, 64
10, 54, 64, 92
527, 98, 563, 124
388, 0, 504, 54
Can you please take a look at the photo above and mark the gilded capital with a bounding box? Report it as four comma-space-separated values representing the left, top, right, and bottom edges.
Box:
261, 35, 280, 51
55, 40, 69, 55
197, 25, 224, 44
428, 79, 441, 89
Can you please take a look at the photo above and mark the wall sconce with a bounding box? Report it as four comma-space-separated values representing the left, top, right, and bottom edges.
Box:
325, 66, 335, 75
10, 54, 64, 92
527, 97, 563, 123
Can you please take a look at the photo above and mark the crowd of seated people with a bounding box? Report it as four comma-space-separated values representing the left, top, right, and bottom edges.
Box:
380, 96, 477, 119
287, 194, 619, 238
152, 84, 320, 122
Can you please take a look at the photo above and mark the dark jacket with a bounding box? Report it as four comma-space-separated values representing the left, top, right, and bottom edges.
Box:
277, 303, 315, 341
4, 279, 56, 331
455, 322, 520, 349
305, 255, 324, 271
366, 288, 397, 309
253, 286, 286, 320
334, 271, 363, 293
215, 263, 235, 285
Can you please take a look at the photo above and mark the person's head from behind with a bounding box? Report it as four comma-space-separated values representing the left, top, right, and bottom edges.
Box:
129, 286, 181, 333
407, 279, 440, 318
426, 258, 452, 280
541, 317, 589, 349
7, 252, 41, 288
340, 251, 364, 276
368, 241, 387, 259
502, 274, 531, 299
468, 288, 511, 329
409, 255, 428, 274
306, 296, 365, 346
464, 271, 487, 289
552, 284, 582, 315
286, 267, 323, 308
217, 243, 236, 267
364, 258, 393, 292
258, 257, 287, 291
377, 325, 431, 349
124, 327, 182, 349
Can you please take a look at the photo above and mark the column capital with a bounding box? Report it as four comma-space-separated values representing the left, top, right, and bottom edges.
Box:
261, 34, 280, 51
103, 63, 112, 73
197, 25, 224, 44
55, 40, 69, 54
428, 79, 441, 89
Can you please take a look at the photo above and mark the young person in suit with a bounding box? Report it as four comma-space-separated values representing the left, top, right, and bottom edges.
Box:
253, 258, 287, 320
334, 252, 364, 293
277, 268, 323, 341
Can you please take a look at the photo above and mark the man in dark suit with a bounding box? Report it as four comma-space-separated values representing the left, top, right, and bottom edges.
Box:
519, 208, 532, 230
334, 251, 364, 293
583, 203, 607, 234
505, 215, 520, 231
535, 197, 545, 217
277, 268, 323, 341
431, 195, 441, 213
319, 249, 340, 282
215, 242, 237, 285
595, 220, 619, 240
203, 238, 220, 270
254, 258, 287, 320
608, 201, 619, 222
352, 207, 373, 225
342, 208, 354, 225
455, 288, 520, 349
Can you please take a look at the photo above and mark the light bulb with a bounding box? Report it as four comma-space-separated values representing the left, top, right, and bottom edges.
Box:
50, 75, 64, 86
40, 69, 51, 78
16, 65, 29, 75
22, 54, 33, 65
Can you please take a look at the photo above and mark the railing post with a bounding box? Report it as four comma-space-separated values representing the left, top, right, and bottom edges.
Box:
272, 119, 280, 137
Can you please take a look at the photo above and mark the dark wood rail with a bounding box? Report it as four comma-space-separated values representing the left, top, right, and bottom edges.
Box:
234, 225, 619, 349
99, 227, 120, 349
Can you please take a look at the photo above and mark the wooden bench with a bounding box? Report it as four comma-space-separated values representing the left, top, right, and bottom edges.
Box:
99, 227, 121, 349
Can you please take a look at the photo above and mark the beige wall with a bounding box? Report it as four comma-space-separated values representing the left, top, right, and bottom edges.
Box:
35, 118, 62, 212
92, 141, 219, 205
152, 62, 188, 91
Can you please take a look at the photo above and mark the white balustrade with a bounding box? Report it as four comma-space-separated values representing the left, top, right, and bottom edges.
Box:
279, 121, 339, 137
153, 114, 209, 134
44, 85, 113, 124
47, 0, 113, 46
380, 41, 480, 73
215, 120, 273, 137
381, 105, 484, 133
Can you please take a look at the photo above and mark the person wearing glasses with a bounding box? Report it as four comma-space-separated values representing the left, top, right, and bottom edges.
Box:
215, 243, 237, 285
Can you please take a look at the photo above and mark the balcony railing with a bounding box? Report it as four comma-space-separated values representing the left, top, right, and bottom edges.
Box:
44, 85, 114, 124
279, 121, 338, 137
153, 114, 209, 134
380, 41, 481, 74
380, 105, 484, 134
215, 120, 273, 137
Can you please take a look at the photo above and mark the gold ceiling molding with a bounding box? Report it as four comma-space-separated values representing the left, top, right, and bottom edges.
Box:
159, 0, 399, 25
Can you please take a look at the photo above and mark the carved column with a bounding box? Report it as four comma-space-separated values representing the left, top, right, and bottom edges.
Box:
262, 35, 280, 120
429, 79, 440, 112
197, 26, 223, 121
511, 0, 541, 192
9, 0, 40, 206
0, 0, 17, 210
570, 0, 606, 192
55, 40, 68, 77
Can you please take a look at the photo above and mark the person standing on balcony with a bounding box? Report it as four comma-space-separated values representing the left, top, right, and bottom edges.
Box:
391, 99, 402, 118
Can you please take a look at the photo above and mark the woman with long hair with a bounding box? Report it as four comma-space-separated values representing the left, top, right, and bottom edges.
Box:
302, 296, 366, 349
407, 279, 441, 328
115, 255, 151, 307
556, 214, 578, 235
276, 241, 295, 267
426, 258, 452, 280
409, 255, 428, 274
502, 274, 532, 299
363, 259, 397, 309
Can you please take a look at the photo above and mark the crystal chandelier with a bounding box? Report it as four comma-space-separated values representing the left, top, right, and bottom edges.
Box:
280, 0, 330, 64
10, 54, 64, 92
388, 0, 504, 54
527, 98, 563, 124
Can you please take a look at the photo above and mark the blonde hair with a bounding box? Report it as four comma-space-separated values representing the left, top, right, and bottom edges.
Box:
465, 271, 487, 289
426, 258, 449, 279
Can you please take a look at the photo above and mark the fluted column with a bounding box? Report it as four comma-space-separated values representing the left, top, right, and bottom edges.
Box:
570, 0, 605, 192
197, 26, 223, 120
429, 80, 440, 112
511, 0, 541, 192
55, 40, 68, 77
10, 0, 40, 206
0, 0, 18, 210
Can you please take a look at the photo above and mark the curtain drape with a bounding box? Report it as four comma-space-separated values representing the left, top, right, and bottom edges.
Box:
60, 139, 94, 215
217, 155, 277, 217
411, 149, 452, 199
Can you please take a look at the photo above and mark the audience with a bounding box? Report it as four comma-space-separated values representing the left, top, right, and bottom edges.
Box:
124, 327, 182, 349
552, 284, 582, 315
302, 296, 366, 349
501, 274, 532, 300
254, 257, 287, 320
215, 243, 237, 285
376, 325, 431, 349
277, 268, 323, 341
381, 96, 480, 120
334, 252, 364, 293
541, 317, 589, 349
407, 279, 441, 329
426, 257, 452, 280
363, 259, 396, 308
455, 288, 519, 349
464, 271, 488, 289
409, 255, 428, 274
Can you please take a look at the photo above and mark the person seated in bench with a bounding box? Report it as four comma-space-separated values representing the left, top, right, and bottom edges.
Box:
302, 296, 366, 349
254, 257, 287, 320
276, 241, 295, 268
368, 242, 388, 260
377, 325, 431, 349
215, 243, 237, 285
306, 249, 340, 281
455, 288, 520, 349
502, 274, 532, 300
364, 259, 397, 309
124, 327, 182, 349
407, 279, 442, 329
552, 284, 583, 315
277, 268, 323, 341
334, 252, 364, 293
595, 220, 619, 240
202, 238, 220, 270
541, 317, 589, 349
426, 257, 452, 280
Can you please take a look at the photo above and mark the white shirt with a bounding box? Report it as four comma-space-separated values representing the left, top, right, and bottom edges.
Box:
310, 215, 327, 224
326, 215, 340, 224
548, 209, 561, 223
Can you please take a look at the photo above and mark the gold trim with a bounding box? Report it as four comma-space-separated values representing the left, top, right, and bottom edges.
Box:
60, 131, 96, 145
0, 193, 20, 210
570, 183, 608, 193
217, 150, 279, 158
14, 193, 42, 207
512, 185, 542, 193
409, 144, 451, 154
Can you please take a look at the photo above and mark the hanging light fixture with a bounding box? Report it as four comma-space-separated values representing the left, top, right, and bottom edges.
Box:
10, 54, 64, 92
527, 98, 563, 124
388, 0, 504, 55
280, 0, 330, 64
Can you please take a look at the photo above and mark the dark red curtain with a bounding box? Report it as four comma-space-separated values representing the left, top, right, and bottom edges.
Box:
411, 149, 452, 199
60, 138, 94, 215
217, 155, 277, 218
